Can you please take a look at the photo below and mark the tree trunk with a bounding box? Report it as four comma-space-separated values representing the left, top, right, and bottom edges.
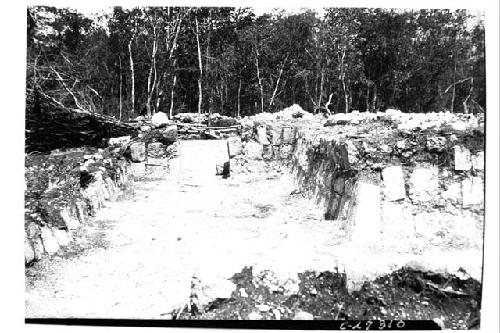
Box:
371, 84, 378, 112
451, 59, 457, 113
254, 48, 264, 113
237, 78, 241, 118
463, 77, 473, 114
269, 56, 287, 107
128, 29, 136, 119
119, 56, 122, 121
146, 26, 158, 118
169, 60, 178, 119
340, 48, 348, 114
195, 16, 203, 122
317, 70, 324, 112
365, 83, 370, 112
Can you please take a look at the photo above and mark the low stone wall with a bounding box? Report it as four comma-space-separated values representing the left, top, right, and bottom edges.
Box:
25, 150, 131, 265
25, 123, 180, 265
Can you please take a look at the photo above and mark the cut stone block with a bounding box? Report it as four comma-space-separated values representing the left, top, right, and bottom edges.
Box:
454, 145, 472, 171
409, 166, 438, 202
129, 162, 146, 179
462, 177, 484, 207
471, 152, 484, 170
270, 126, 282, 145
262, 145, 274, 160
130, 142, 146, 162
40, 227, 60, 255
60, 206, 80, 230
227, 137, 243, 157
279, 144, 293, 159
282, 127, 295, 144
216, 161, 230, 177
382, 165, 406, 201
108, 135, 131, 147
25, 234, 35, 264
349, 181, 382, 245
53, 229, 71, 247
256, 125, 269, 145
151, 111, 170, 127
244, 142, 263, 160
161, 125, 178, 142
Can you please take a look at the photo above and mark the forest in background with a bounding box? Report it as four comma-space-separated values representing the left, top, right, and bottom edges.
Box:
26, 7, 486, 120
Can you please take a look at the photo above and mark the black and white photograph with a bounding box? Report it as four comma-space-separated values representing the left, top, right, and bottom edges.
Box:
9, 0, 498, 330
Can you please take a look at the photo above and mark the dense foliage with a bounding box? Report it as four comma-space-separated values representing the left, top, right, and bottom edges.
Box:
26, 7, 485, 119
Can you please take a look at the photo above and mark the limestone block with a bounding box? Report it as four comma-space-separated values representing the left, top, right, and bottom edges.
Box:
454, 145, 472, 171
282, 127, 295, 144
244, 142, 263, 160
60, 205, 80, 230
216, 161, 230, 177
40, 226, 60, 255
147, 142, 164, 156
25, 234, 35, 264
256, 125, 269, 145
382, 165, 406, 201
161, 125, 178, 142
129, 162, 146, 179
462, 177, 484, 207
349, 181, 382, 245
279, 144, 293, 159
409, 166, 438, 202
53, 229, 71, 247
151, 111, 170, 127
108, 135, 131, 147
262, 145, 274, 160
270, 126, 282, 145
130, 142, 146, 162
471, 151, 484, 170
442, 182, 462, 203
227, 137, 243, 157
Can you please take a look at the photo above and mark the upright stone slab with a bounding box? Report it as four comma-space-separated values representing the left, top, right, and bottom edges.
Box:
282, 127, 295, 144
471, 151, 484, 170
256, 125, 269, 145
279, 144, 293, 159
25, 235, 35, 264
454, 145, 472, 171
382, 165, 406, 201
270, 126, 282, 145
262, 145, 274, 160
130, 142, 146, 162
349, 181, 382, 245
244, 142, 263, 160
462, 177, 484, 207
129, 162, 146, 179
409, 166, 438, 202
227, 137, 243, 157
40, 227, 59, 255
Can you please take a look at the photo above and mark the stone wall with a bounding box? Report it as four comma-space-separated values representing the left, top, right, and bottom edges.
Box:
25, 151, 131, 265
232, 110, 485, 263
25, 123, 180, 265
